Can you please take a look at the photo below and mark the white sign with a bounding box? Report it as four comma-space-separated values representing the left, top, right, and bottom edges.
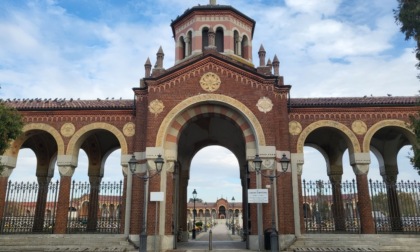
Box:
248, 189, 268, 203
150, 192, 164, 202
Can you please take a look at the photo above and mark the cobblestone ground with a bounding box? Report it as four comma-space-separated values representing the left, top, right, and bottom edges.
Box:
176, 223, 247, 251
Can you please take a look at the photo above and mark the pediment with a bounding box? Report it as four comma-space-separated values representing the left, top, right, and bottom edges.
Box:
146, 53, 284, 94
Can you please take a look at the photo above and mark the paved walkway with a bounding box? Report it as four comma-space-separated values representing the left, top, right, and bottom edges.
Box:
176, 223, 248, 251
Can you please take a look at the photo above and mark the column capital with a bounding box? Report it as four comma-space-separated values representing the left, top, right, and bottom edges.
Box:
58, 165, 76, 177
0, 155, 17, 169
0, 167, 13, 177
350, 152, 371, 175
57, 155, 78, 168
329, 174, 342, 184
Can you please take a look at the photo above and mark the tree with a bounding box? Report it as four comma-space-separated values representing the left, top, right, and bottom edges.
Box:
0, 102, 24, 173
409, 112, 420, 174
394, 2, 420, 172
394, 0, 420, 70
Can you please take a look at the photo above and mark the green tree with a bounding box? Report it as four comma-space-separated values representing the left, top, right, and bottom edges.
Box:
394, 2, 420, 172
394, 0, 420, 69
0, 102, 24, 173
409, 111, 420, 174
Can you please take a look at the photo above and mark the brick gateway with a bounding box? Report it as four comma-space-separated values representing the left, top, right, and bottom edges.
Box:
0, 1, 419, 251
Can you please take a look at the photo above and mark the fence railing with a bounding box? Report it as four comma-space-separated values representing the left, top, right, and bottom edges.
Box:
67, 180, 123, 233
0, 180, 59, 234
302, 179, 420, 234
1, 180, 123, 234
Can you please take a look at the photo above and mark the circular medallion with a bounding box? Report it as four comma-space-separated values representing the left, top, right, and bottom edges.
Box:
123, 122, 135, 137
289, 121, 302, 135
256, 97, 273, 113
352, 120, 367, 135
60, 123, 75, 137
149, 99, 165, 116
200, 72, 221, 92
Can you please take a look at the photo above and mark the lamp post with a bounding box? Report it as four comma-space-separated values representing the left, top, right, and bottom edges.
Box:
253, 153, 290, 252
231, 196, 235, 235
204, 202, 208, 232
129, 154, 164, 252
192, 189, 197, 239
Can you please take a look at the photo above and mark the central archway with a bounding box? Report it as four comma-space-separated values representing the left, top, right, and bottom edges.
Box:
160, 99, 262, 250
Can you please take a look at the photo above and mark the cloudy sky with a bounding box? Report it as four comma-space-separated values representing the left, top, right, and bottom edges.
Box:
1, 0, 419, 202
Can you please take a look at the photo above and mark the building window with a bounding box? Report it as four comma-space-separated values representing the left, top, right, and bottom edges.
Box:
202, 27, 209, 52
215, 27, 224, 52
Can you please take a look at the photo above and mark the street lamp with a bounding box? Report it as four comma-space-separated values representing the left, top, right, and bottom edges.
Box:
231, 196, 235, 235
253, 153, 290, 252
129, 154, 164, 252
192, 189, 197, 239
204, 202, 208, 232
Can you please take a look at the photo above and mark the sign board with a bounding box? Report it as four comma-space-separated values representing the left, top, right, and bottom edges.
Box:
150, 192, 164, 202
248, 189, 268, 203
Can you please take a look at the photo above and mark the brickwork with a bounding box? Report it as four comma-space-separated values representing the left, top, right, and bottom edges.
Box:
54, 176, 72, 234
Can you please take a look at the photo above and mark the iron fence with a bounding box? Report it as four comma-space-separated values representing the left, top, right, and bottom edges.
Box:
302, 179, 359, 233
1, 180, 123, 234
0, 180, 59, 234
302, 179, 420, 234
369, 179, 420, 233
67, 180, 123, 234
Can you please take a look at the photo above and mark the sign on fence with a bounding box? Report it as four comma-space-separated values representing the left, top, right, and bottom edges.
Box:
248, 189, 268, 203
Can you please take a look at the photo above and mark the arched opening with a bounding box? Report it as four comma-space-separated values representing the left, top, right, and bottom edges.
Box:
202, 27, 209, 52
179, 36, 186, 59
241, 35, 249, 59
171, 105, 252, 249
215, 27, 224, 52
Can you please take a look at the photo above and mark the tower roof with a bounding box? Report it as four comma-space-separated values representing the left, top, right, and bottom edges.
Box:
170, 4, 256, 39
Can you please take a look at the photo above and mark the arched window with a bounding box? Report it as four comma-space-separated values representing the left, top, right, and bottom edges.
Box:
215, 27, 224, 52
241, 35, 249, 59
202, 27, 209, 52
187, 31, 192, 56
180, 36, 186, 59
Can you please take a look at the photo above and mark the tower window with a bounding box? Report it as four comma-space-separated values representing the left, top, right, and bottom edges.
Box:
215, 27, 224, 52
202, 27, 209, 52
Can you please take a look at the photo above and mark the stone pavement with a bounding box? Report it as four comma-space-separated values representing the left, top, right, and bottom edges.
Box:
175, 223, 248, 251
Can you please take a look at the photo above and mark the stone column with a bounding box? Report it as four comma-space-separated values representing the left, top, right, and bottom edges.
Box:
86, 176, 102, 232
236, 36, 243, 56
383, 174, 403, 231
54, 165, 75, 234
351, 153, 375, 234
329, 174, 346, 231
32, 176, 52, 232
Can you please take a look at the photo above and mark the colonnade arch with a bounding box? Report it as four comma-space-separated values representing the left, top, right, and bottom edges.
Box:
297, 119, 418, 234
155, 96, 264, 246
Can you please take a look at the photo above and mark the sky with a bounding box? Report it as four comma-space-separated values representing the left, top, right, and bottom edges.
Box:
1, 0, 420, 203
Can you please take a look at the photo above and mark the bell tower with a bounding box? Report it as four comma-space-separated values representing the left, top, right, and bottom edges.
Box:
170, 0, 255, 65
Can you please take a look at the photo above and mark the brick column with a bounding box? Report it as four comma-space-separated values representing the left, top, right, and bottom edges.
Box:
87, 176, 102, 232
329, 174, 346, 231
351, 153, 374, 234
54, 165, 75, 234
32, 176, 52, 232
